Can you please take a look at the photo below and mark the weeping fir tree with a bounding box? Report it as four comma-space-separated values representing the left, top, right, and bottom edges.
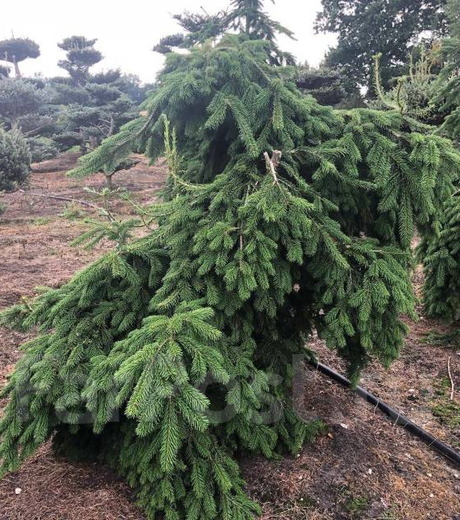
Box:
2, 21, 460, 520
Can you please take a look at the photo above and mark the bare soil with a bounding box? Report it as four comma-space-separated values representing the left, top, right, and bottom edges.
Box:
0, 154, 459, 519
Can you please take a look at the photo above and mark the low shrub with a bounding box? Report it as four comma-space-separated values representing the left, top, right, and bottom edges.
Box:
0, 128, 31, 192
27, 136, 59, 163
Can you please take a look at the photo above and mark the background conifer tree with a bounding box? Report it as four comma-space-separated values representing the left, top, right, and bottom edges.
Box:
420, 23, 460, 328
58, 36, 103, 85
295, 61, 363, 107
0, 37, 40, 78
315, 0, 448, 92
52, 37, 145, 156
2, 3, 460, 519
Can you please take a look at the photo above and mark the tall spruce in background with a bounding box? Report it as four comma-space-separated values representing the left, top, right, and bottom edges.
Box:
2, 3, 460, 519
315, 0, 448, 92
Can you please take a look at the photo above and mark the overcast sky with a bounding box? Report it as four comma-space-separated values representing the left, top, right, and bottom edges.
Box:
1, 0, 337, 83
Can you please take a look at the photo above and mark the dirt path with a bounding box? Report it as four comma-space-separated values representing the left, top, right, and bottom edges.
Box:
0, 155, 459, 519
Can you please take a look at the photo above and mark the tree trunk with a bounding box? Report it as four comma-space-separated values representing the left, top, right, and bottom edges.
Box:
13, 57, 21, 78
105, 173, 114, 191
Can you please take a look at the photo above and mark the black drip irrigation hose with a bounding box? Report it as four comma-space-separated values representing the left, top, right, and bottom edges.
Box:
309, 360, 460, 468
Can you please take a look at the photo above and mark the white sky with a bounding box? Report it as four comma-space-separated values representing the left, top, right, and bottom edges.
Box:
0, 0, 336, 83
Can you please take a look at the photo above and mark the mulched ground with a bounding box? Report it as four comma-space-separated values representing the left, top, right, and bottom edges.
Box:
0, 153, 459, 519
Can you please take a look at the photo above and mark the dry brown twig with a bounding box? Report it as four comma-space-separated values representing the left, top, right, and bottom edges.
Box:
19, 190, 101, 210
448, 356, 455, 401
264, 150, 282, 185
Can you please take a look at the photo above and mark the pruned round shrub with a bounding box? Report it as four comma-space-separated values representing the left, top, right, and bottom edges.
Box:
0, 128, 31, 191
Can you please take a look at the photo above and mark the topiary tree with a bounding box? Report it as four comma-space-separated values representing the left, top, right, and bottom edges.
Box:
1, 30, 460, 520
54, 88, 135, 155
51, 39, 138, 157
58, 36, 103, 85
295, 62, 363, 107
0, 128, 31, 191
0, 37, 40, 78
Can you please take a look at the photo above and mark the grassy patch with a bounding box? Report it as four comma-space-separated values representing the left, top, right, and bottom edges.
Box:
337, 485, 370, 518
432, 376, 460, 431
60, 202, 86, 220
31, 217, 52, 226
346, 495, 369, 516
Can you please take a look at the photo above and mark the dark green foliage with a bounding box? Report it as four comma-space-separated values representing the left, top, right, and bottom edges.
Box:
421, 36, 460, 325
0, 128, 31, 191
55, 89, 136, 152
447, 0, 460, 37
295, 63, 363, 107
89, 71, 153, 105
434, 38, 460, 141
0, 37, 40, 77
316, 0, 448, 91
2, 34, 460, 520
154, 34, 188, 55
423, 193, 460, 321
